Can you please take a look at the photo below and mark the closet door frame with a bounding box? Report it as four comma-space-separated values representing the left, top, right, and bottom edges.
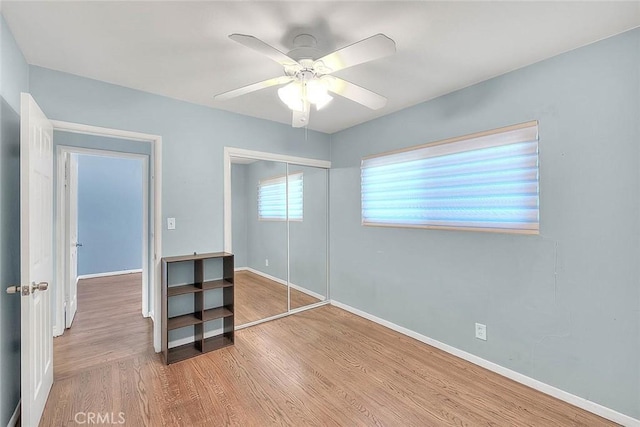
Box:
223, 147, 331, 330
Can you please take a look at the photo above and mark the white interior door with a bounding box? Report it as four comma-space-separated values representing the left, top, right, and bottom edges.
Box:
20, 93, 54, 427
66, 153, 79, 327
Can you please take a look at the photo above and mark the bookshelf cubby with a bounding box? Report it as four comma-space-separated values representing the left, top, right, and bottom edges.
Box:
161, 252, 234, 364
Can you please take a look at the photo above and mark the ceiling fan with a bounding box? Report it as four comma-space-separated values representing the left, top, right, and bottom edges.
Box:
214, 33, 396, 128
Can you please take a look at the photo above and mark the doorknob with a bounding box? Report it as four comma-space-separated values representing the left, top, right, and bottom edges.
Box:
32, 281, 49, 292
75, 242, 83, 247
6, 281, 48, 296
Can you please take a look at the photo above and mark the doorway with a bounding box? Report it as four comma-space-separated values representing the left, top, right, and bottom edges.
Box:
59, 149, 146, 332
52, 121, 163, 352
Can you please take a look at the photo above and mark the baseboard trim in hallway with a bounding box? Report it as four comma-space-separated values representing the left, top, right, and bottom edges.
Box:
330, 299, 639, 427
77, 269, 142, 280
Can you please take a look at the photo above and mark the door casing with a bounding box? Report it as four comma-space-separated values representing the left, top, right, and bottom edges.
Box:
52, 121, 163, 352
65, 152, 79, 328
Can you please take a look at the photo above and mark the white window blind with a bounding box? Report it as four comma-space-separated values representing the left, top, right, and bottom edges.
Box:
361, 121, 539, 234
258, 172, 303, 221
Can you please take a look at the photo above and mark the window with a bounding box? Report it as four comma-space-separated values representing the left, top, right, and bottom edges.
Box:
361, 121, 539, 234
258, 172, 303, 221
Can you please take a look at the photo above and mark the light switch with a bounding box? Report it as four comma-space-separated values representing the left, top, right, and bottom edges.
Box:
167, 218, 176, 230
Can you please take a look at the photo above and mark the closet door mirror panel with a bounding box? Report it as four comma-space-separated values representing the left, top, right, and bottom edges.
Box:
288, 165, 328, 310
231, 159, 288, 326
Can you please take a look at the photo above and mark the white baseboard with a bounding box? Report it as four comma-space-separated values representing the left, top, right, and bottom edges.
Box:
52, 324, 64, 337
241, 267, 286, 285
288, 282, 326, 301
77, 269, 142, 281
239, 267, 326, 301
7, 399, 20, 427
330, 300, 639, 427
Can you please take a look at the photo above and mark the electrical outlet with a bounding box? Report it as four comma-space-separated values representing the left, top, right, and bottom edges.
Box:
265, 259, 269, 267
167, 218, 176, 230
475, 323, 487, 341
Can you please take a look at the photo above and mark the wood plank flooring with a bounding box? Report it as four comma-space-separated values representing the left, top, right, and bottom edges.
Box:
41, 273, 617, 426
52, 273, 153, 380
235, 270, 319, 325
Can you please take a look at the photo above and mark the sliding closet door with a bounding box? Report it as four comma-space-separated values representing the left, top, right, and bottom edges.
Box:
288, 165, 328, 310
232, 160, 288, 326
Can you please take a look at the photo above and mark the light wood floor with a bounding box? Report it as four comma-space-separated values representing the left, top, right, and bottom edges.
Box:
41, 274, 616, 426
235, 270, 319, 325
52, 273, 153, 380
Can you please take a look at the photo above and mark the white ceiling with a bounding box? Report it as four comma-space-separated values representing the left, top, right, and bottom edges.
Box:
3, 1, 639, 134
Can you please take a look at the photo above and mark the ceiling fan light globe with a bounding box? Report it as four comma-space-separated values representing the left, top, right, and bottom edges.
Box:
278, 82, 304, 111
306, 78, 329, 104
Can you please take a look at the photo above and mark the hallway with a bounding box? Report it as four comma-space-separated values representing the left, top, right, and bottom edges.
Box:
51, 273, 153, 380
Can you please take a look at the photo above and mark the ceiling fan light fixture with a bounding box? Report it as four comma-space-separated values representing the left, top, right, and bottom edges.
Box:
306, 78, 333, 110
278, 77, 333, 113
278, 82, 304, 112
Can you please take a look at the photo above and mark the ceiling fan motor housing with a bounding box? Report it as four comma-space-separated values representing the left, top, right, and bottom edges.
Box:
287, 34, 321, 61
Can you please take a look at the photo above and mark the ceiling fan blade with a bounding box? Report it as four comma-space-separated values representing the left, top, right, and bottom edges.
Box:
327, 77, 387, 110
292, 102, 310, 128
314, 34, 396, 74
229, 34, 301, 70
214, 76, 293, 101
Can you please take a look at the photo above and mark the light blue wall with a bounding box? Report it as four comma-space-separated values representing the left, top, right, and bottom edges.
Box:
0, 13, 28, 426
29, 66, 331, 260
77, 154, 143, 275
330, 28, 640, 418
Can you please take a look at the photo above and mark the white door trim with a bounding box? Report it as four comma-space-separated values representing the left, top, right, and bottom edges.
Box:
52, 121, 163, 353
65, 153, 79, 329
223, 147, 331, 254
